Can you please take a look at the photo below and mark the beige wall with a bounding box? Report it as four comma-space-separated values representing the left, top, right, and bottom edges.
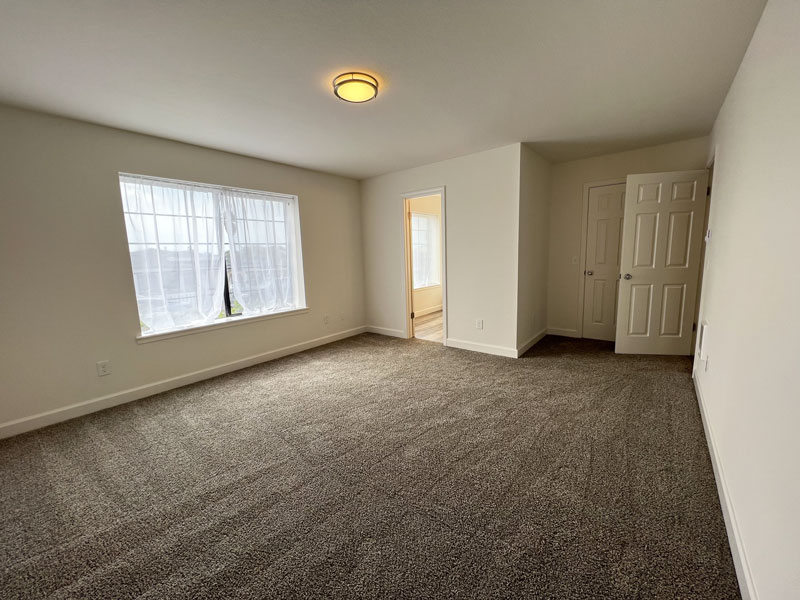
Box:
695, 1, 800, 597
517, 145, 551, 349
546, 136, 710, 336
0, 104, 365, 435
361, 144, 522, 355
409, 194, 442, 316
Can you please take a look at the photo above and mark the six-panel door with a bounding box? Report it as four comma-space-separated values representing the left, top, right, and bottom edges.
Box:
583, 183, 625, 341
615, 170, 709, 355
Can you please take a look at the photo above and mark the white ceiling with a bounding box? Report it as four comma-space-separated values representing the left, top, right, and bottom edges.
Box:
0, 1, 766, 179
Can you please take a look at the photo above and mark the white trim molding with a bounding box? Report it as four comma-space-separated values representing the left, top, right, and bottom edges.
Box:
516, 328, 547, 358
0, 326, 367, 440
693, 376, 758, 600
137, 307, 310, 344
413, 305, 442, 318
365, 326, 406, 338
445, 337, 517, 358
546, 327, 580, 338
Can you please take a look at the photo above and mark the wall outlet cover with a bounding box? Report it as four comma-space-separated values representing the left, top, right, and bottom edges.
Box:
96, 360, 112, 377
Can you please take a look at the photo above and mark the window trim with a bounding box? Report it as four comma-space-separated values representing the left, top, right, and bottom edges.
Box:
119, 172, 307, 339
136, 306, 310, 344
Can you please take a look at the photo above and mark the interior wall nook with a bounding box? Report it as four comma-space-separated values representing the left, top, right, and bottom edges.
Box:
546, 137, 710, 338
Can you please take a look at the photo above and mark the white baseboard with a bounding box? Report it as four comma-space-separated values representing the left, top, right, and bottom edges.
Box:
516, 328, 547, 357
546, 327, 580, 338
0, 326, 368, 440
414, 305, 442, 317
365, 325, 407, 338
693, 376, 757, 600
445, 337, 517, 358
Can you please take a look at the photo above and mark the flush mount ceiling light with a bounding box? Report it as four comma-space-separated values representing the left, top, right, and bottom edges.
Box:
333, 72, 378, 103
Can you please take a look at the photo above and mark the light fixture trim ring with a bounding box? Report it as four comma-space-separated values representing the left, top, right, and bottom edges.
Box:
333, 71, 379, 103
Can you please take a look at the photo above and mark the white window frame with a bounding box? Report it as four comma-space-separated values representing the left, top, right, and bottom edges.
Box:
118, 173, 307, 342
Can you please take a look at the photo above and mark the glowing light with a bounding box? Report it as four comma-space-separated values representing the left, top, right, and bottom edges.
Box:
333, 72, 378, 103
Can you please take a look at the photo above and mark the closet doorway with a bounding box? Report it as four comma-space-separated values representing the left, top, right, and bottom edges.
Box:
403, 188, 446, 344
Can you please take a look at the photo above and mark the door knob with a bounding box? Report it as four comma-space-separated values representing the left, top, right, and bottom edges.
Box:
586, 270, 594, 276
623, 273, 632, 280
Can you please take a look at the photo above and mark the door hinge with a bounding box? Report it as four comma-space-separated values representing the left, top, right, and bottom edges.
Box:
707, 186, 711, 195
692, 322, 697, 332
410, 312, 415, 319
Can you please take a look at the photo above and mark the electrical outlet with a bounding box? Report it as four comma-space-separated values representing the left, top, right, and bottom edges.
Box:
475, 319, 483, 330
323, 314, 330, 325
96, 360, 112, 377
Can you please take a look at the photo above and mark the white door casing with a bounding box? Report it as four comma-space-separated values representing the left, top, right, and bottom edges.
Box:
583, 183, 625, 341
615, 170, 709, 355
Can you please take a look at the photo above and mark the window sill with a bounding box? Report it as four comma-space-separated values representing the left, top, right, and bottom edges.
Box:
136, 307, 310, 344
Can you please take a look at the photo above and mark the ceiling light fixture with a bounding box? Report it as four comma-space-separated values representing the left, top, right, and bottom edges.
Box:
333, 72, 378, 103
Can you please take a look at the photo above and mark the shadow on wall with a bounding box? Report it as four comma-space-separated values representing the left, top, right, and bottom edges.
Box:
527, 130, 706, 164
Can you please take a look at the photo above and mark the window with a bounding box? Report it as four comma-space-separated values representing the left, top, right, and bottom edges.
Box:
119, 173, 306, 336
410, 212, 441, 289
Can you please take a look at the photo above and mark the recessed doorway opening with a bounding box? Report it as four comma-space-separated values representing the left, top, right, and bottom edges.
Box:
578, 170, 711, 355
403, 188, 446, 344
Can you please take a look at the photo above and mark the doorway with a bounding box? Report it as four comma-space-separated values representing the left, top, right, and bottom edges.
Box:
579, 170, 710, 355
403, 188, 446, 344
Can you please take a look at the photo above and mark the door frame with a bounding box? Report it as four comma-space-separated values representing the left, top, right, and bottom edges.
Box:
577, 178, 626, 338
693, 151, 716, 367
402, 186, 447, 342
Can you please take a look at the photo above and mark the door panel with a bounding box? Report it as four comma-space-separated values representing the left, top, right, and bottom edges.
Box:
633, 213, 659, 268
637, 182, 662, 204
582, 183, 625, 341
615, 170, 709, 355
627, 284, 652, 336
666, 212, 693, 267
659, 284, 686, 336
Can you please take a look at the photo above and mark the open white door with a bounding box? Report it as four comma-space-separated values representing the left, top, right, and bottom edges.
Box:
615, 170, 709, 355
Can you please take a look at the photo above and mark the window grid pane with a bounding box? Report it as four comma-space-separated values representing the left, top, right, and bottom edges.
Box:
410, 212, 441, 289
119, 174, 305, 335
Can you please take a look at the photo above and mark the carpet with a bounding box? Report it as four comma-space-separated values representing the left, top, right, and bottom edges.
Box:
0, 334, 739, 599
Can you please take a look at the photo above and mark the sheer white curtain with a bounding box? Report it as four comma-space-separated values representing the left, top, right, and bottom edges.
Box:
220, 190, 299, 316
120, 175, 226, 334
411, 212, 441, 289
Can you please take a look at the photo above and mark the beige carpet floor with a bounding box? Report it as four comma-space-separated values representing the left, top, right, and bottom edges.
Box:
0, 334, 738, 599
